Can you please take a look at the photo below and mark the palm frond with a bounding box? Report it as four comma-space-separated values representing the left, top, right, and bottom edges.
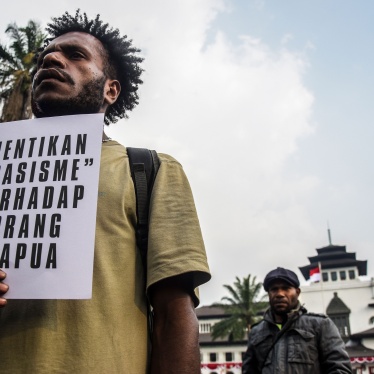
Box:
211, 274, 266, 342
0, 20, 46, 122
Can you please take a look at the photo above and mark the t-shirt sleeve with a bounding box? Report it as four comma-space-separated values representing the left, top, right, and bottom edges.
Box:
146, 153, 211, 298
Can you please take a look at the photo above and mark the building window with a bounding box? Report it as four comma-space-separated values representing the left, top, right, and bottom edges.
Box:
241, 352, 246, 361
322, 272, 329, 282
210, 353, 217, 362
369, 367, 374, 374
331, 315, 350, 338
200, 323, 211, 333
340, 271, 346, 281
369, 316, 374, 325
349, 270, 355, 279
225, 352, 233, 362
331, 271, 337, 281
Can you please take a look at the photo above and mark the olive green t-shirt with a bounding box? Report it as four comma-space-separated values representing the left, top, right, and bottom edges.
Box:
0, 141, 210, 373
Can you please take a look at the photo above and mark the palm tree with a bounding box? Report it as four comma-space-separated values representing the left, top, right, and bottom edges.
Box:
211, 274, 268, 341
0, 20, 46, 122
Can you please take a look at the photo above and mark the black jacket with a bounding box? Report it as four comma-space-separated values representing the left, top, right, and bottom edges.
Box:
242, 306, 352, 373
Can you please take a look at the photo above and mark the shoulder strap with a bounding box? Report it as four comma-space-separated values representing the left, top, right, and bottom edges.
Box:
127, 147, 160, 273
127, 147, 160, 338
260, 311, 302, 371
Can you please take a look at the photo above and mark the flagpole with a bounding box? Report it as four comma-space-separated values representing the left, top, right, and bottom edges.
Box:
319, 261, 326, 313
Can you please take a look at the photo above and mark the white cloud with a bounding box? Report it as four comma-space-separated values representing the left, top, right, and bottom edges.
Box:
103, 1, 317, 303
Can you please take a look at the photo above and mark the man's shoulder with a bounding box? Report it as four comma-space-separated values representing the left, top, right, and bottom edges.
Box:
103, 142, 180, 163
249, 310, 275, 332
248, 318, 275, 345
157, 152, 182, 166
302, 311, 328, 319
250, 318, 271, 333
250, 320, 264, 329
122, 146, 182, 167
298, 311, 331, 329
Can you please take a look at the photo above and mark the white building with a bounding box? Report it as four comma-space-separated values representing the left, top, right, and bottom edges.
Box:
299, 242, 374, 373
197, 306, 246, 374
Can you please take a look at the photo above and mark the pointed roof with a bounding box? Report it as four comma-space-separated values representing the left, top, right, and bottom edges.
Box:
299, 244, 367, 281
326, 292, 351, 315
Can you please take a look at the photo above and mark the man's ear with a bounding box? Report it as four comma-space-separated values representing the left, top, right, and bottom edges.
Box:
296, 288, 301, 296
104, 79, 121, 105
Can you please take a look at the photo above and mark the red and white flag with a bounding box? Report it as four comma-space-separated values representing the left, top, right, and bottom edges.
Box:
309, 266, 321, 282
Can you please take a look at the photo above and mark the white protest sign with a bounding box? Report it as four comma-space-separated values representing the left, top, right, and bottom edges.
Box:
0, 113, 103, 299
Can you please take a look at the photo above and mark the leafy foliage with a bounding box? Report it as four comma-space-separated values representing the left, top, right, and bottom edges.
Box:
0, 20, 46, 122
211, 274, 268, 341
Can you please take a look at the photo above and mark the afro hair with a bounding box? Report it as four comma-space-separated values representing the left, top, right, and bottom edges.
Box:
39, 9, 144, 124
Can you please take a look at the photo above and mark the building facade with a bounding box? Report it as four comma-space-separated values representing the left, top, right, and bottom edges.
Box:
299, 242, 374, 373
197, 306, 246, 374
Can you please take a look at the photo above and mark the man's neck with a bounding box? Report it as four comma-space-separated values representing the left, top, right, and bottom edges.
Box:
271, 302, 301, 324
273, 312, 286, 324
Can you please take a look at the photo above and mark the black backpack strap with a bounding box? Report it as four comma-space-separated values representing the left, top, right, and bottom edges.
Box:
127, 147, 160, 274
127, 147, 160, 339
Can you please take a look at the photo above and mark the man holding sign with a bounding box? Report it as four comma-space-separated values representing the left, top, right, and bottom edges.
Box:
0, 10, 210, 373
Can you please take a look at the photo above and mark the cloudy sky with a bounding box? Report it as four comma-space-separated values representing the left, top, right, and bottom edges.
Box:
1, 0, 373, 305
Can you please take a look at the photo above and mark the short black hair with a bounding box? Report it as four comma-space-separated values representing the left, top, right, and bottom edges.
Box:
38, 9, 143, 125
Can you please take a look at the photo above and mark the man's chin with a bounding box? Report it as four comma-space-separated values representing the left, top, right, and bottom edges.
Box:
31, 99, 65, 118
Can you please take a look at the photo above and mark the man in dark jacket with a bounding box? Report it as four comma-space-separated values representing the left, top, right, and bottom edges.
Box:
242, 267, 352, 374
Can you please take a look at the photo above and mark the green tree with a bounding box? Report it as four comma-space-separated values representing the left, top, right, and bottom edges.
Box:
0, 20, 46, 122
211, 274, 267, 341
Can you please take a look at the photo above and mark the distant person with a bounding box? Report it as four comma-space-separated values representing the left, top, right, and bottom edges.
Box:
0, 9, 210, 373
242, 267, 352, 374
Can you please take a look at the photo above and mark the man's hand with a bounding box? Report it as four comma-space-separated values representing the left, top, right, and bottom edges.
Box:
0, 270, 9, 307
149, 274, 200, 374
